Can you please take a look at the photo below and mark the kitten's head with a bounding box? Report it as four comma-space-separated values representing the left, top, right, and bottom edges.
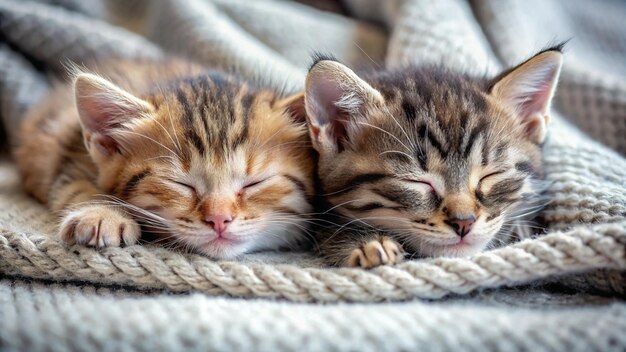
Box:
304, 47, 563, 257
74, 71, 314, 259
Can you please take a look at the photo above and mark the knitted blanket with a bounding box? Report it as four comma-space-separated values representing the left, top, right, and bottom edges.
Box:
1, 0, 625, 350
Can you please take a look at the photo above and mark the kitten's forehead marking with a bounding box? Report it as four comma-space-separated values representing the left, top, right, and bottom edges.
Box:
353, 67, 531, 199
170, 73, 256, 161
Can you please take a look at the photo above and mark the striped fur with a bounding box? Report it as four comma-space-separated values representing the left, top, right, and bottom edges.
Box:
16, 58, 314, 259
305, 47, 563, 267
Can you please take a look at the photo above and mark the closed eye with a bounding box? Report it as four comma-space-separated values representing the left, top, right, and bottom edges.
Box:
169, 180, 196, 193
479, 170, 505, 182
243, 177, 272, 189
342, 189, 404, 212
344, 202, 386, 211
401, 179, 435, 191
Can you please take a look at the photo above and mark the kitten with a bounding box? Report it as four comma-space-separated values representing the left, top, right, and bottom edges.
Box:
303, 46, 563, 268
15, 58, 314, 259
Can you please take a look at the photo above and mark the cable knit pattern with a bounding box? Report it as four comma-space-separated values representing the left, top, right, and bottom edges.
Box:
0, 0, 625, 349
1, 221, 624, 302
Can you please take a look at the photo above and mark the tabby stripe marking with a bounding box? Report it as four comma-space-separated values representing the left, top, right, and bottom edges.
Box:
274, 206, 301, 216
481, 137, 490, 166
329, 173, 388, 196
177, 86, 207, 155
515, 161, 533, 175
196, 77, 213, 145
283, 174, 308, 196
187, 130, 206, 156
176, 86, 193, 122
419, 124, 447, 158
486, 211, 501, 222
122, 169, 151, 197
416, 150, 428, 171
494, 142, 508, 162
401, 99, 416, 120
343, 203, 385, 211
369, 188, 400, 204
463, 119, 488, 159
232, 93, 253, 148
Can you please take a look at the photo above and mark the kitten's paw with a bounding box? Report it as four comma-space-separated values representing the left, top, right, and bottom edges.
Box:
347, 237, 405, 269
59, 206, 141, 248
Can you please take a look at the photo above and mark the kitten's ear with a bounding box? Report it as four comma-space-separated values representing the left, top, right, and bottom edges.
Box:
274, 92, 307, 123
74, 73, 154, 155
489, 48, 563, 144
304, 60, 384, 152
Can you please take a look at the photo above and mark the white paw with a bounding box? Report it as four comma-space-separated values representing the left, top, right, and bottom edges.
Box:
59, 205, 141, 247
347, 236, 405, 269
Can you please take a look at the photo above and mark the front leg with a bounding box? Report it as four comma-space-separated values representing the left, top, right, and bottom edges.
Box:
316, 223, 405, 268
50, 177, 141, 248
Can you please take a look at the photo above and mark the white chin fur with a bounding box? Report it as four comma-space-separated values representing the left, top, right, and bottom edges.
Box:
418, 240, 488, 258
197, 241, 252, 260
181, 221, 307, 260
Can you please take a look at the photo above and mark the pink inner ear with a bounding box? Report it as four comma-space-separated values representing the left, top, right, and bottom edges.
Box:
79, 98, 120, 134
306, 75, 353, 149
75, 74, 150, 136
92, 133, 120, 154
309, 78, 345, 126
517, 79, 553, 121
79, 97, 124, 155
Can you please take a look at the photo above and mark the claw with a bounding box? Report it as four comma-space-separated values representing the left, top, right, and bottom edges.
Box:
346, 236, 404, 268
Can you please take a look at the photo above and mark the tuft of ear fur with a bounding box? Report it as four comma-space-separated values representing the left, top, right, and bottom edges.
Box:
304, 60, 383, 153
489, 47, 563, 144
74, 73, 154, 155
308, 52, 340, 71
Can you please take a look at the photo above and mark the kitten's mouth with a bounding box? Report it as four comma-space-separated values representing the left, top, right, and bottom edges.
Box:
208, 238, 235, 248
433, 237, 472, 248
424, 234, 492, 257
430, 236, 469, 246
207, 232, 245, 246
446, 240, 474, 250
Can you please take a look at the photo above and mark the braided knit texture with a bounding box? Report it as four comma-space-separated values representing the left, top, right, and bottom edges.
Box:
0, 0, 625, 305
1, 217, 625, 302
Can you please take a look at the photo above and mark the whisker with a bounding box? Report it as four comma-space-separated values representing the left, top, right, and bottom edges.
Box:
155, 83, 183, 153
381, 105, 417, 152
352, 41, 380, 69
115, 130, 179, 157
379, 150, 415, 160
356, 121, 412, 152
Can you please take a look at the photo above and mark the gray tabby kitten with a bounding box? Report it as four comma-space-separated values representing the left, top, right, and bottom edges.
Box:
304, 46, 563, 268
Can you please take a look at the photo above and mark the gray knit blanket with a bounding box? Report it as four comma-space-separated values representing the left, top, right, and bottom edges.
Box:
1, 0, 625, 350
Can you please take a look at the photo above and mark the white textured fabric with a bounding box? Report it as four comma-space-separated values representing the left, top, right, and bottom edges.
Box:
1, 277, 625, 352
0, 0, 625, 350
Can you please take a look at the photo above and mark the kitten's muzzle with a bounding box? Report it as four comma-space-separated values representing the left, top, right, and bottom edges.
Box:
444, 214, 476, 238
203, 213, 234, 234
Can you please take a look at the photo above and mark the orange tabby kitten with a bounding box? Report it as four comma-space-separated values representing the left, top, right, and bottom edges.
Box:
16, 58, 314, 259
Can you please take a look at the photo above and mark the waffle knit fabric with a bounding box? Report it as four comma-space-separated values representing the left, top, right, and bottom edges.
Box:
0, 0, 625, 350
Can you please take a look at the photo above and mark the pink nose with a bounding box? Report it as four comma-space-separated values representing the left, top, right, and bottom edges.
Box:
203, 213, 233, 234
445, 215, 476, 238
